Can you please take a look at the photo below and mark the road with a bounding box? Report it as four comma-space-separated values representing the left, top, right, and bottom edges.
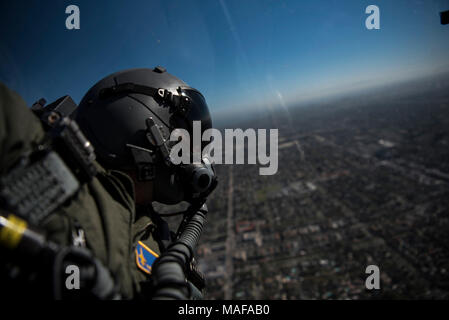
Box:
224, 165, 235, 300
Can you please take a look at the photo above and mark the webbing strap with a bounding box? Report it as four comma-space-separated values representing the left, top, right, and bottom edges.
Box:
0, 151, 80, 225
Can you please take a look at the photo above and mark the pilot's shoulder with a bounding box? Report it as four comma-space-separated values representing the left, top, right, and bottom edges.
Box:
94, 164, 136, 213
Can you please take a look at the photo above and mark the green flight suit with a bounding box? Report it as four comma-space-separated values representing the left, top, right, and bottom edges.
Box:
0, 82, 162, 299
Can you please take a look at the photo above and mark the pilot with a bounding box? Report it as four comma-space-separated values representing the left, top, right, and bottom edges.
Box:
0, 66, 216, 299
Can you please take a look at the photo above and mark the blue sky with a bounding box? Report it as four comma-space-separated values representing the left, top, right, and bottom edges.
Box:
1, 0, 448, 119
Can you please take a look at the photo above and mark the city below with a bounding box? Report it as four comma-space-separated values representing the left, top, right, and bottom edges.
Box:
177, 71, 449, 299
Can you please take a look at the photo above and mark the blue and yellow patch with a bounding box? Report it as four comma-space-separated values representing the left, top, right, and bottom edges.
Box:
135, 241, 159, 274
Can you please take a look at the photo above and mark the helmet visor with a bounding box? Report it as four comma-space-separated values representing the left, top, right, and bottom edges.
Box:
169, 88, 213, 159
180, 88, 212, 132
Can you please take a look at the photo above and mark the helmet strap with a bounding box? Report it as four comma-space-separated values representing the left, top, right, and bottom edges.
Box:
126, 144, 155, 181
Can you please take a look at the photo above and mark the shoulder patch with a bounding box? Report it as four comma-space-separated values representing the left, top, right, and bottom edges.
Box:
135, 241, 159, 274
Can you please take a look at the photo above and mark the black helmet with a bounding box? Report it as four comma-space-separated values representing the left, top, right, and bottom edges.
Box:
75, 67, 215, 204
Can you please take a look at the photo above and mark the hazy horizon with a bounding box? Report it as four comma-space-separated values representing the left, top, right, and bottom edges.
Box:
212, 68, 449, 127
